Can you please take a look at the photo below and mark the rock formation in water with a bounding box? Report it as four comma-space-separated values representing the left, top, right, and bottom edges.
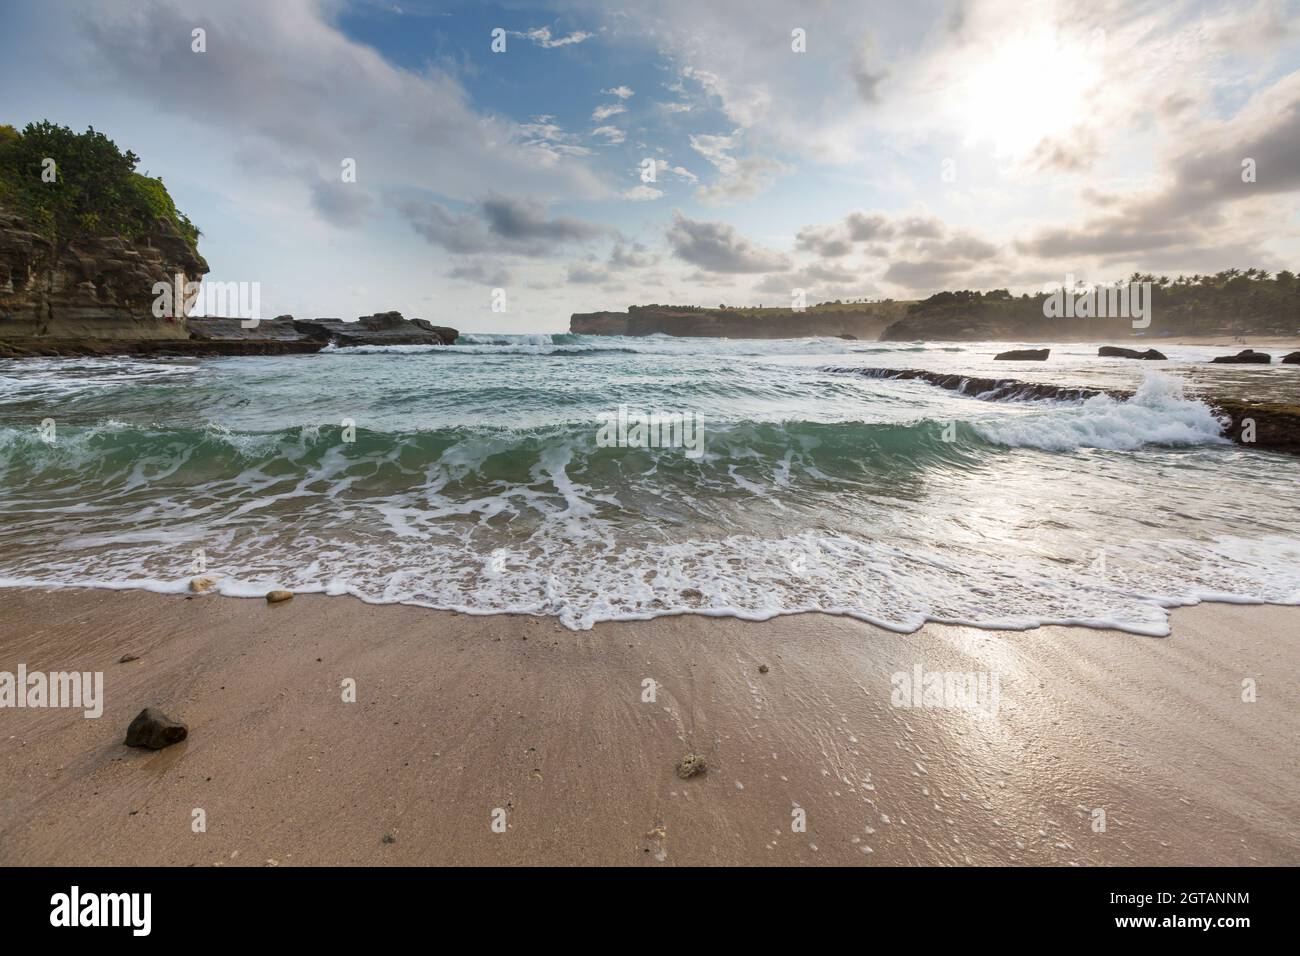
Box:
1211, 349, 1272, 363
823, 366, 1300, 455
293, 311, 457, 347
1099, 346, 1167, 360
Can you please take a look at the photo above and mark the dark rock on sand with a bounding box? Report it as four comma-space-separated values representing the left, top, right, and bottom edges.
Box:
118, 654, 140, 664
676, 754, 707, 779
1282, 352, 1300, 364
266, 589, 294, 604
124, 708, 188, 750
1212, 349, 1271, 364
994, 348, 1049, 361
758, 664, 770, 674
1099, 346, 1167, 360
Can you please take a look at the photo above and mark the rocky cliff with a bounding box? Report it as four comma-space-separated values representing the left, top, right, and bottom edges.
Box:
0, 204, 458, 356
0, 205, 209, 341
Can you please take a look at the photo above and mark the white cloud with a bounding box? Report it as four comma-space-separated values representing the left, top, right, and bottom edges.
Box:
592, 125, 627, 145
623, 185, 664, 200
689, 132, 788, 203
73, 0, 607, 213
653, 160, 698, 183
510, 27, 594, 48
401, 195, 608, 258
666, 211, 790, 273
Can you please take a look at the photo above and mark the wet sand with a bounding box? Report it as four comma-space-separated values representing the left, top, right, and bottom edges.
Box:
0, 588, 1296, 866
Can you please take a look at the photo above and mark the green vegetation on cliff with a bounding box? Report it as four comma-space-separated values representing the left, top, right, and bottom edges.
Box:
0, 121, 200, 252
1119, 270, 1300, 333
884, 272, 1300, 340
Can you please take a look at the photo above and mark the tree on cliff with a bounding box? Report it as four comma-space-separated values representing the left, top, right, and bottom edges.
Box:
0, 121, 200, 258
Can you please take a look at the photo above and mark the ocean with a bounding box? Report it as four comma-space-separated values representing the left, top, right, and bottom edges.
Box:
1, 334, 1297, 633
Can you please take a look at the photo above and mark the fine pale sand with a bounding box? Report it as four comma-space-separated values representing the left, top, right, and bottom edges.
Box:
0, 588, 1296, 866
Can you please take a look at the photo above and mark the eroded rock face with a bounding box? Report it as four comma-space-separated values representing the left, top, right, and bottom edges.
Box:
294, 312, 457, 346
571, 311, 633, 335
1099, 346, 1167, 360
994, 348, 1050, 360
0, 206, 208, 341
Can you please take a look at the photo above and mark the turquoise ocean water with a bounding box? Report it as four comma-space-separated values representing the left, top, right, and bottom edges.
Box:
1, 334, 1297, 633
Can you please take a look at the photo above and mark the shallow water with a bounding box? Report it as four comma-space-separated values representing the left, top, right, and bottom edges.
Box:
1, 334, 1297, 632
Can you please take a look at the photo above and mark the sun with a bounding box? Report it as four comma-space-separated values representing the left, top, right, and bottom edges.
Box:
957, 27, 1103, 160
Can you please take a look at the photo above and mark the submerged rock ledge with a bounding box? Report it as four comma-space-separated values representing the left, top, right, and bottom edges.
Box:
823, 366, 1300, 455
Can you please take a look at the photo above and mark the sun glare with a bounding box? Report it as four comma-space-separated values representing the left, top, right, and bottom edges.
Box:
959, 29, 1101, 159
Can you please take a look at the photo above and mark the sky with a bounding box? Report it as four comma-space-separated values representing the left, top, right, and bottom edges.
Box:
2, 0, 1299, 332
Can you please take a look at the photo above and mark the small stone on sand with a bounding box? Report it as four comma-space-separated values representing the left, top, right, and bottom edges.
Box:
676, 753, 707, 779
266, 589, 294, 604
124, 707, 188, 750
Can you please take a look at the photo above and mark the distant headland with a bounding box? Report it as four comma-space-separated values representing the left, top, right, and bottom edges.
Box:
573, 275, 1300, 342
571, 302, 907, 340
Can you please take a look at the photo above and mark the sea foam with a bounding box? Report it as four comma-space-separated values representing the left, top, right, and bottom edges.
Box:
973, 372, 1230, 452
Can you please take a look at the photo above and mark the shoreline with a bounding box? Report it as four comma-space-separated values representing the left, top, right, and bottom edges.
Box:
2, 575, 1299, 637
2, 587, 1295, 866
4, 331, 1300, 360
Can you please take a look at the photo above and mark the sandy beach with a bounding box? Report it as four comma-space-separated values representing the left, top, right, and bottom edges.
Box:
1, 588, 1295, 866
